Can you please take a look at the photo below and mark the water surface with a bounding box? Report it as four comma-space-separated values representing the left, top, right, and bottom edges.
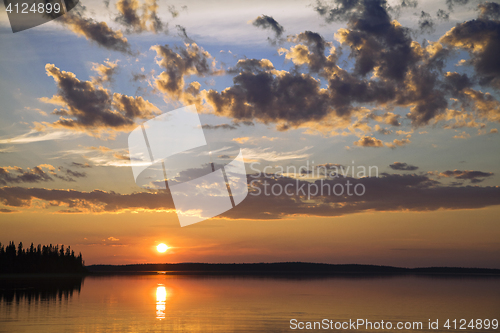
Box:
1, 274, 499, 332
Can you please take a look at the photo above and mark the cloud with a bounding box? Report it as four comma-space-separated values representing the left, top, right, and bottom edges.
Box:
279, 31, 336, 73
374, 125, 392, 135
66, 169, 87, 178
225, 173, 500, 219
446, 0, 469, 11
0, 165, 86, 186
440, 4, 500, 89
202, 123, 237, 130
389, 162, 419, 171
385, 136, 411, 148
0, 129, 82, 144
70, 162, 92, 168
233, 137, 250, 144
241, 147, 311, 161
151, 43, 221, 104
204, 60, 334, 129
91, 60, 119, 85
353, 136, 384, 147
313, 0, 452, 126
2, 172, 499, 219
252, 15, 284, 44
176, 25, 194, 42
367, 112, 400, 126
204, 1, 450, 130
436, 9, 450, 21
0, 208, 17, 213
0, 187, 174, 212
59, 12, 132, 54
438, 170, 494, 183
115, 0, 165, 33
477, 2, 500, 21
168, 5, 179, 17
0, 146, 16, 153
41, 64, 160, 137
461, 89, 500, 123
453, 131, 470, 139
60, 146, 146, 168
418, 11, 434, 33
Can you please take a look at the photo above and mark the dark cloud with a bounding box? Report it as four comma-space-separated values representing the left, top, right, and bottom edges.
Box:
376, 127, 392, 135
389, 162, 419, 171
252, 15, 284, 43
0, 165, 86, 185
446, 0, 469, 11
403, 66, 449, 126
436, 9, 450, 21
0, 187, 174, 212
311, 0, 453, 126
440, 2, 500, 89
70, 162, 92, 168
331, 0, 418, 82
398, 0, 418, 8
42, 64, 159, 136
59, 13, 132, 54
131, 72, 148, 82
202, 120, 255, 131
225, 173, 500, 219
418, 11, 435, 33
204, 64, 333, 129
3, 172, 499, 219
439, 170, 494, 183
443, 72, 473, 97
202, 123, 238, 130
115, 0, 165, 33
66, 169, 87, 178
313, 0, 359, 22
168, 5, 179, 18
0, 166, 52, 185
478, 2, 500, 21
206, 57, 398, 130
226, 58, 275, 74
122, 0, 498, 134
176, 25, 194, 42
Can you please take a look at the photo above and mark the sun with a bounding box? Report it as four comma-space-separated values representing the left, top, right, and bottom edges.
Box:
157, 243, 169, 253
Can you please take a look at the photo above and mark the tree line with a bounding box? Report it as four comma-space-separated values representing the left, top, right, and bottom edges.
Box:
0, 242, 86, 274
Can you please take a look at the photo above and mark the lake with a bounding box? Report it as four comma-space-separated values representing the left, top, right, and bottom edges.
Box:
1, 274, 499, 332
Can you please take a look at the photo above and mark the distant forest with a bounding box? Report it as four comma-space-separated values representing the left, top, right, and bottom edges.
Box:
0, 242, 86, 274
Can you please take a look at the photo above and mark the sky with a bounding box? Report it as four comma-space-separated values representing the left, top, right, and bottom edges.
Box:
0, 0, 499, 267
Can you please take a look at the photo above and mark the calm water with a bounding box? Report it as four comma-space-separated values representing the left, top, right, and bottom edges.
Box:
0, 274, 499, 332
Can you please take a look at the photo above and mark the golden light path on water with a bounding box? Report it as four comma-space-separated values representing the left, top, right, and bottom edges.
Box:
156, 285, 167, 320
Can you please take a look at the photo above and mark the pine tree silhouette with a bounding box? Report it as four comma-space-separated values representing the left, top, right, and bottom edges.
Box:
0, 242, 86, 274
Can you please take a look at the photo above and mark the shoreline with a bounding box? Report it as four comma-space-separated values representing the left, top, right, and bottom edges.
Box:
2, 263, 500, 278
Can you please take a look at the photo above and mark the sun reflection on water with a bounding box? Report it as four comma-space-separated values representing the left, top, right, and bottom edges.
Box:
156, 285, 167, 320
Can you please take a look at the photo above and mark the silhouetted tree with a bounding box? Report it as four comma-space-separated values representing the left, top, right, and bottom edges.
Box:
0, 242, 86, 274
